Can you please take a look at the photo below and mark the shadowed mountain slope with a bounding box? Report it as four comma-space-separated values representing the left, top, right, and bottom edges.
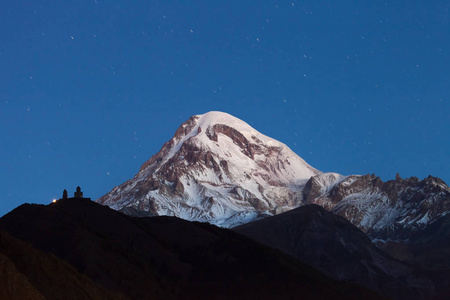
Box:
376, 213, 450, 298
0, 229, 126, 300
234, 204, 442, 300
0, 198, 382, 300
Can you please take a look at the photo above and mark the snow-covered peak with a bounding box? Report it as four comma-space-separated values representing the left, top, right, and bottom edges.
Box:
196, 111, 254, 132
96, 111, 449, 238
98, 111, 322, 226
194, 111, 280, 146
148, 111, 321, 184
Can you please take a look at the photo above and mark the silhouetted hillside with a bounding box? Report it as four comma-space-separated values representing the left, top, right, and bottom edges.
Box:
0, 229, 126, 300
0, 198, 383, 300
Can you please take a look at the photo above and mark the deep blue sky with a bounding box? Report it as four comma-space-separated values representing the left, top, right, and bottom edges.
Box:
1, 1, 449, 216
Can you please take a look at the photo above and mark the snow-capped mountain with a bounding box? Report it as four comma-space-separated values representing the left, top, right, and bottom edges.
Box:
98, 111, 449, 237
303, 172, 450, 241
97, 111, 321, 227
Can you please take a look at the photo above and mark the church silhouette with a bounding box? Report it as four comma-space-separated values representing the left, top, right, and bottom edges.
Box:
60, 186, 91, 201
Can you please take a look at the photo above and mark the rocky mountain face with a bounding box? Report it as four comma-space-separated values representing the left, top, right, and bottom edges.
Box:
0, 198, 382, 300
303, 172, 450, 241
98, 111, 321, 227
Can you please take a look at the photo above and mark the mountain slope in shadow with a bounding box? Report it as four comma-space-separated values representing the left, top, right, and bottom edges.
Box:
234, 204, 438, 300
0, 229, 126, 300
0, 198, 382, 300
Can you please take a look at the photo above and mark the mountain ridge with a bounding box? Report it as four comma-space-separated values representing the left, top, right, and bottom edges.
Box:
97, 111, 449, 242
303, 172, 450, 241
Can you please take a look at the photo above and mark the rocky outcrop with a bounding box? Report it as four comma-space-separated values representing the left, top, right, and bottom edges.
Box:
303, 173, 450, 241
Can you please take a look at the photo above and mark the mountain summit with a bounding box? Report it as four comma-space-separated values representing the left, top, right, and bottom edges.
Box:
98, 112, 449, 240
97, 111, 321, 226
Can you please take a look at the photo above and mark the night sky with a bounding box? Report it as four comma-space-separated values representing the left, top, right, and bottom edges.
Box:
1, 1, 449, 216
